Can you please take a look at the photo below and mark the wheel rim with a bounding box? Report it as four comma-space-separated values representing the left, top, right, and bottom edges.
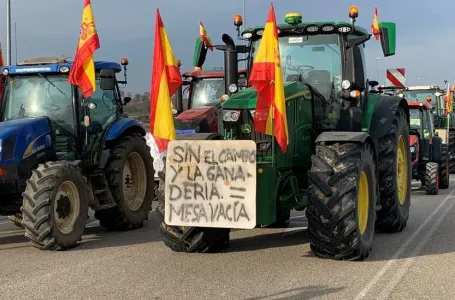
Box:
357, 171, 369, 235
122, 152, 147, 211
54, 181, 80, 234
397, 135, 408, 205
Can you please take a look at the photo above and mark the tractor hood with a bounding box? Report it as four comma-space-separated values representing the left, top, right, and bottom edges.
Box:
0, 117, 53, 164
175, 106, 215, 121
222, 81, 302, 109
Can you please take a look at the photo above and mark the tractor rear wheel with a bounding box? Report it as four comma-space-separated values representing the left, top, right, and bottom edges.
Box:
21, 162, 89, 250
424, 162, 439, 195
449, 131, 455, 173
439, 144, 450, 189
156, 165, 231, 253
95, 133, 154, 230
306, 142, 377, 260
375, 106, 411, 233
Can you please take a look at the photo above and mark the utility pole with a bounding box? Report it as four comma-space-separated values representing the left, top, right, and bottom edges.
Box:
6, 0, 12, 65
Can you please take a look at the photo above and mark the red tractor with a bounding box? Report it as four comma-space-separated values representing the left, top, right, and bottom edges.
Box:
409, 101, 450, 194
172, 68, 247, 134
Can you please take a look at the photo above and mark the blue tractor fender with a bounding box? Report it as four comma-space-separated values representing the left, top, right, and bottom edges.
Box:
99, 117, 146, 168
104, 117, 146, 142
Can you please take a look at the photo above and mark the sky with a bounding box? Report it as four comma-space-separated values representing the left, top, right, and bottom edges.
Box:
0, 0, 454, 93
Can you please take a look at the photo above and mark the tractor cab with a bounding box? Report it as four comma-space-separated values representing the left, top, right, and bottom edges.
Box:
408, 101, 448, 194
0, 56, 130, 163
172, 68, 247, 134
399, 85, 444, 114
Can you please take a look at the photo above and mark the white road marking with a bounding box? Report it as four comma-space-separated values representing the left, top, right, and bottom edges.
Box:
355, 191, 455, 300
376, 193, 455, 299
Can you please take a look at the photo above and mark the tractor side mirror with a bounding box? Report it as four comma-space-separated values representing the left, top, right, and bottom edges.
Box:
123, 96, 131, 105
99, 69, 116, 90
379, 22, 396, 57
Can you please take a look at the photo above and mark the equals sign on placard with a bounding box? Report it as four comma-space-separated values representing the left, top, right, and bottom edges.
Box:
229, 186, 246, 199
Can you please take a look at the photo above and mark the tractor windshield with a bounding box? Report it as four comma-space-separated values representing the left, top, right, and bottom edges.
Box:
251, 33, 342, 99
2, 74, 74, 125
402, 91, 434, 103
190, 77, 225, 109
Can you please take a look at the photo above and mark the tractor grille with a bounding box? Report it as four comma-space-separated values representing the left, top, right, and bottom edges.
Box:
223, 110, 273, 157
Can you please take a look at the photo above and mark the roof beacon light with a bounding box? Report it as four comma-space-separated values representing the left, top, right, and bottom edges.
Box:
234, 15, 243, 27
120, 58, 129, 66
285, 13, 302, 25
349, 5, 359, 19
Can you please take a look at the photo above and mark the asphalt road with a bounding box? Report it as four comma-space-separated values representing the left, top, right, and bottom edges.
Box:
1, 180, 455, 300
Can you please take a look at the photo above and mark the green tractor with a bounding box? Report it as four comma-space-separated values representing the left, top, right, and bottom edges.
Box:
156, 7, 411, 260
399, 85, 455, 173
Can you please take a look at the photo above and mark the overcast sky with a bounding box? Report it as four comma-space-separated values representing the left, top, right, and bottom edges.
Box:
0, 0, 453, 93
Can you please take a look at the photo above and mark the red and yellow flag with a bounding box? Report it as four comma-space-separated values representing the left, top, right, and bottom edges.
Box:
199, 21, 213, 51
248, 3, 288, 153
371, 6, 380, 40
0, 41, 4, 104
447, 83, 453, 113
150, 9, 183, 152
68, 0, 100, 98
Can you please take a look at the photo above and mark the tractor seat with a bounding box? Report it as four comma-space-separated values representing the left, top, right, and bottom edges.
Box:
306, 70, 332, 100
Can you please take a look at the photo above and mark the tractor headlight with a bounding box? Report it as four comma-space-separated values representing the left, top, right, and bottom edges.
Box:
410, 146, 416, 153
2, 68, 8, 75
59, 66, 70, 73
223, 110, 240, 122
242, 32, 252, 39
229, 84, 238, 93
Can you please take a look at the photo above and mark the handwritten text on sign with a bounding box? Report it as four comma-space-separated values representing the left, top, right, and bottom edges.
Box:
164, 140, 257, 229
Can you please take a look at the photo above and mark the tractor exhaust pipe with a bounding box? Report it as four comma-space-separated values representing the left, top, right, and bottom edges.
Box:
222, 34, 238, 96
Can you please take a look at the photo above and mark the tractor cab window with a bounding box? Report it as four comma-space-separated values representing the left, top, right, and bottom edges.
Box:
78, 76, 117, 131
410, 108, 430, 138
402, 91, 434, 104
251, 33, 342, 129
2, 74, 74, 129
190, 78, 225, 109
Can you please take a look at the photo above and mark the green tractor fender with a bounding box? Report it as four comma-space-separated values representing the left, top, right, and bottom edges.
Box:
367, 95, 410, 140
315, 131, 378, 167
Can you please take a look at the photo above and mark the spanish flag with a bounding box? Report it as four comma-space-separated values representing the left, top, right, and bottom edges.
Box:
68, 0, 100, 98
150, 9, 183, 152
199, 21, 213, 51
447, 83, 453, 113
371, 6, 380, 40
248, 3, 288, 152
0, 42, 4, 104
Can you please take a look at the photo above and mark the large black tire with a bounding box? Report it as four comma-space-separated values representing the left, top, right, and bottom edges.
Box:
95, 133, 154, 230
439, 144, 450, 189
21, 162, 89, 250
156, 167, 231, 253
424, 162, 439, 195
448, 131, 455, 173
375, 106, 411, 233
306, 142, 377, 260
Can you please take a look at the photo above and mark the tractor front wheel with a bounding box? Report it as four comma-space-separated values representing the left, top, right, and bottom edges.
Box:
449, 131, 455, 173
21, 162, 89, 250
439, 144, 450, 189
95, 133, 154, 230
156, 168, 231, 253
306, 142, 377, 260
424, 162, 439, 195
375, 106, 411, 233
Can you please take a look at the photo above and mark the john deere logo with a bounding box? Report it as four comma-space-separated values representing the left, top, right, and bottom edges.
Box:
241, 124, 251, 133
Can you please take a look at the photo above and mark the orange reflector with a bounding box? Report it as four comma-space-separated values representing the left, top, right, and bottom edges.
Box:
258, 168, 263, 174
350, 90, 361, 98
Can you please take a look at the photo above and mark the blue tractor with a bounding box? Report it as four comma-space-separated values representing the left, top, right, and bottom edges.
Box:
0, 56, 155, 250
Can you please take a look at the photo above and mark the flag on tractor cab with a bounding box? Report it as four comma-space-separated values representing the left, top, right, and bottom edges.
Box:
371, 6, 380, 40
68, 0, 100, 98
447, 84, 453, 113
199, 21, 213, 51
150, 9, 183, 152
248, 3, 289, 152
0, 42, 4, 104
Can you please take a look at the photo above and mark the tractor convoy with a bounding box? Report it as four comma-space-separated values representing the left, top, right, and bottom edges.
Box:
0, 4, 451, 263
156, 7, 413, 261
